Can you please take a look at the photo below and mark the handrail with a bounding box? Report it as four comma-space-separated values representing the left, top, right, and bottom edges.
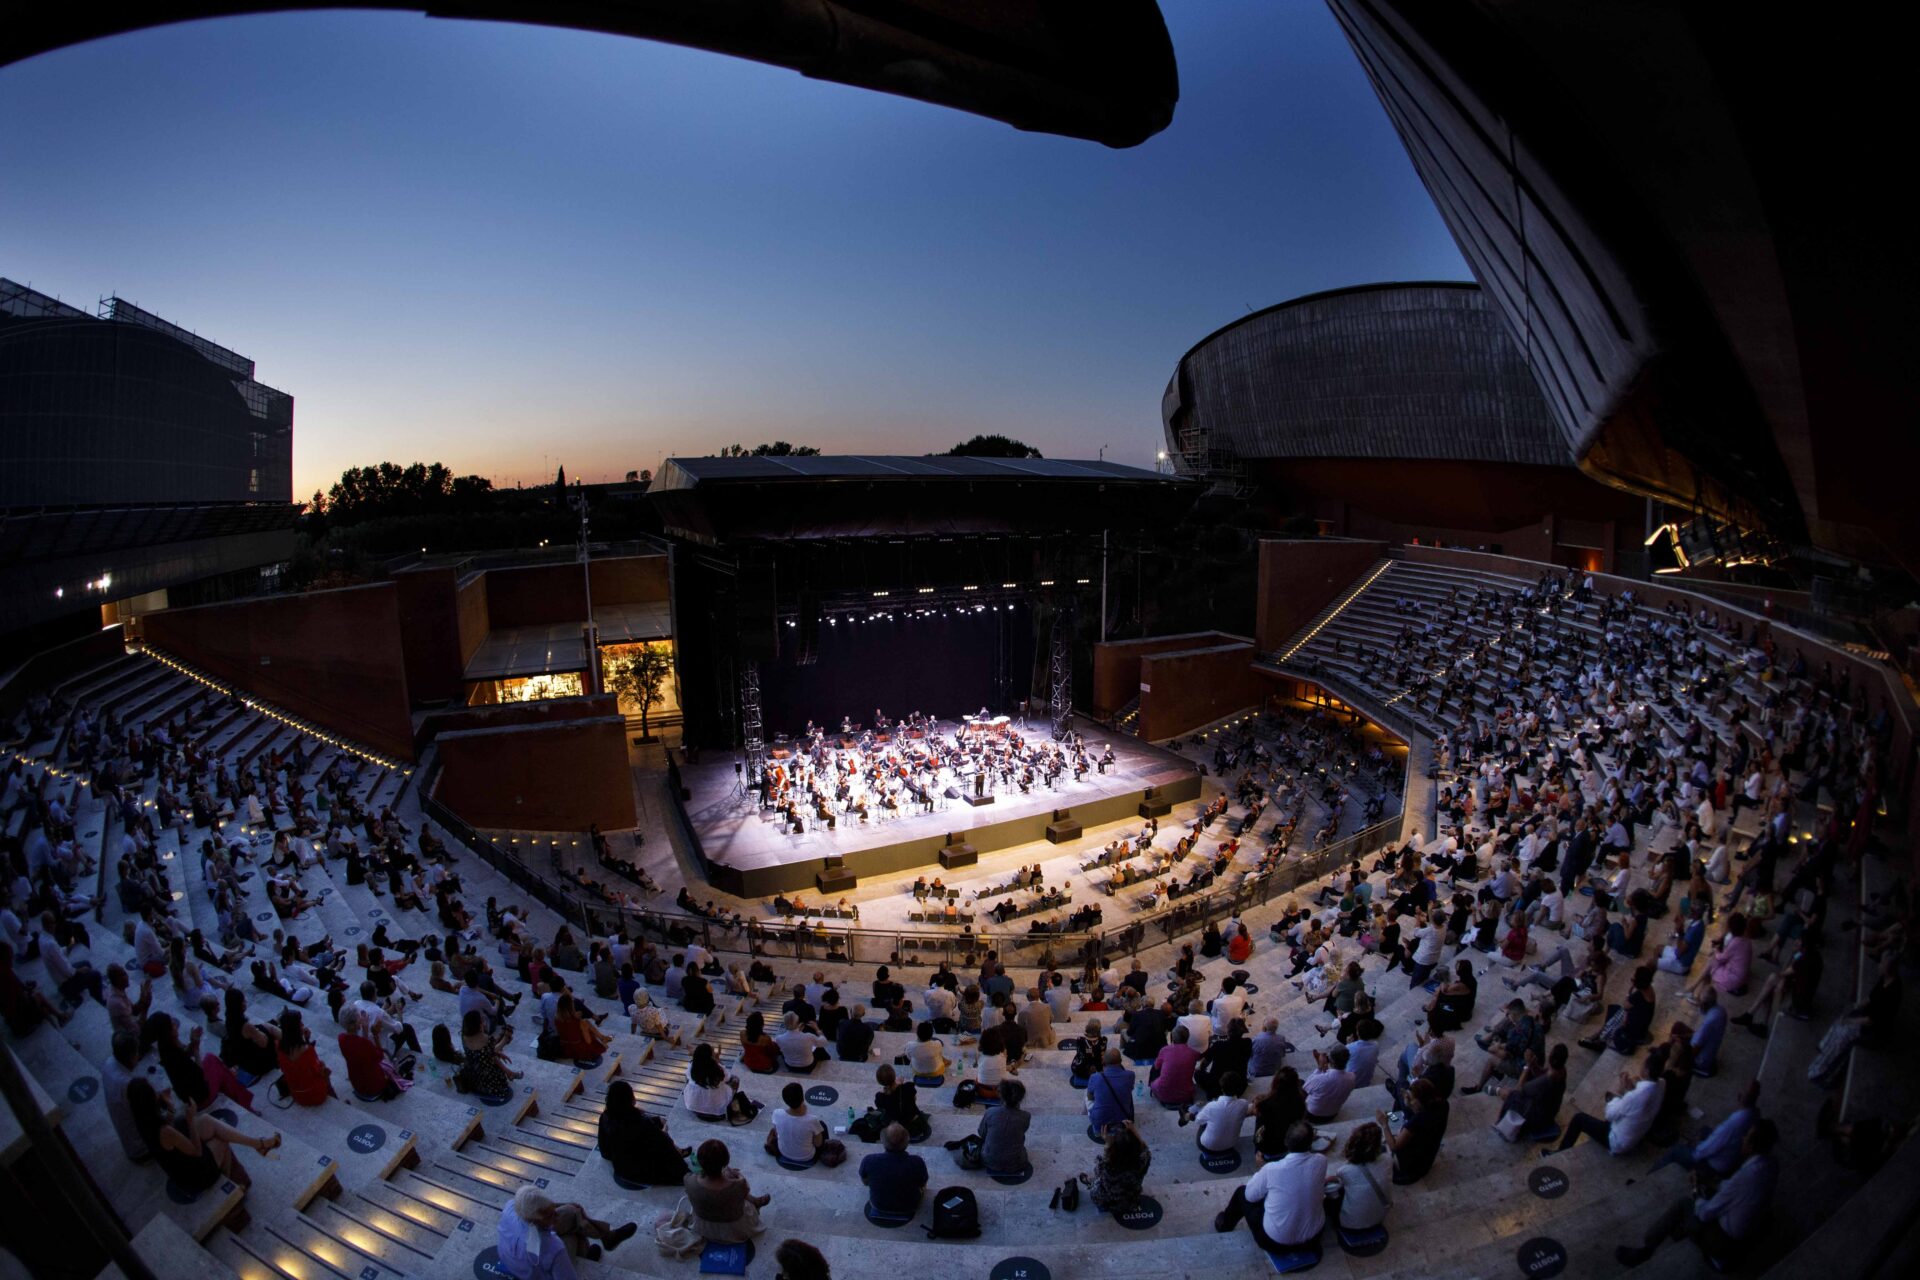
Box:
571, 703, 1414, 967
417, 757, 591, 933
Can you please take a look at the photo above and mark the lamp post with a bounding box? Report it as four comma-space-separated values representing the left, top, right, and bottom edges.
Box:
571, 491, 600, 695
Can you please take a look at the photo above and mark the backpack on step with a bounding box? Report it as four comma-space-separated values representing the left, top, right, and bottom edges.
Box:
926, 1186, 981, 1239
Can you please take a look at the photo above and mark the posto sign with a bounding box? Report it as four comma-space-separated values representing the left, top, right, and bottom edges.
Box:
1516, 1237, 1568, 1278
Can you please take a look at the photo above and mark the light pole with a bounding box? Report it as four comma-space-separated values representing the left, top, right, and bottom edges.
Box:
571, 491, 600, 696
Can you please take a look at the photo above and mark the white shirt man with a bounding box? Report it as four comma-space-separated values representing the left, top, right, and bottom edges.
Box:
352, 997, 404, 1049
770, 1102, 825, 1163
1410, 922, 1443, 970
1303, 1062, 1356, 1121
922, 985, 959, 1024
1603, 1076, 1666, 1154
1195, 1094, 1251, 1153
1209, 988, 1248, 1036
1176, 1011, 1213, 1055
774, 1016, 828, 1069
1243, 1149, 1329, 1247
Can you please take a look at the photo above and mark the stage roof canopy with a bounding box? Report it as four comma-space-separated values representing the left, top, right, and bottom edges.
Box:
651, 455, 1200, 543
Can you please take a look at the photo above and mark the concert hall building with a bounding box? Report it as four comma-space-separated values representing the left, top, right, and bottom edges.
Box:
1163, 281, 1646, 572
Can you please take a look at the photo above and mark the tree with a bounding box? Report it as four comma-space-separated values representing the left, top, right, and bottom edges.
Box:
721, 441, 821, 457
605, 643, 674, 742
946, 434, 1043, 458
323, 461, 492, 525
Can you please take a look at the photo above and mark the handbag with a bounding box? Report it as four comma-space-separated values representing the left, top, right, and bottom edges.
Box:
820, 1139, 847, 1168
1493, 1108, 1527, 1142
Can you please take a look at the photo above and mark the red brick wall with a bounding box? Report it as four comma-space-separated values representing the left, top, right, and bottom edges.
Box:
434, 714, 636, 831
589, 555, 668, 605
455, 574, 489, 666
141, 583, 416, 761
1092, 631, 1250, 716
1256, 540, 1389, 651
394, 568, 466, 706
485, 563, 590, 629
1137, 643, 1272, 740
482, 556, 665, 630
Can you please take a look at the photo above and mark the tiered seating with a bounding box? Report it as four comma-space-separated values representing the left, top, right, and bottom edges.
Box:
1, 595, 1908, 1280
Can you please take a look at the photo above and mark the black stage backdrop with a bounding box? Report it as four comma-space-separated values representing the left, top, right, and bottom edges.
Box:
761, 602, 1033, 736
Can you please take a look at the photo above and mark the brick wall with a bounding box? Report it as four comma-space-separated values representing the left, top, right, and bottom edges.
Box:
1092, 631, 1251, 715
1137, 642, 1273, 740
589, 555, 668, 605
141, 583, 415, 761
1256, 540, 1389, 651
434, 714, 636, 831
393, 568, 466, 706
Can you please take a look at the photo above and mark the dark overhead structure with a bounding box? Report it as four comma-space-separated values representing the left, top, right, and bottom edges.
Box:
1325, 0, 1920, 578
1163, 282, 1643, 568
3, 1, 1179, 148
651, 454, 1197, 544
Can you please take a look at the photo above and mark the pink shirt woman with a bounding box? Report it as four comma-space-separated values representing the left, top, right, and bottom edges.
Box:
1707, 930, 1752, 994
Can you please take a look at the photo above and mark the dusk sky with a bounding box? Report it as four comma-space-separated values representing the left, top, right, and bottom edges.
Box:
0, 2, 1467, 499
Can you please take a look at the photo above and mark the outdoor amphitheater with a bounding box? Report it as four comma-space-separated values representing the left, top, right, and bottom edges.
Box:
3, 3, 1917, 1280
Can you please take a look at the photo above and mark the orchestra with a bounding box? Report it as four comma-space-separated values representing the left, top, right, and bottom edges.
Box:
747, 709, 1103, 836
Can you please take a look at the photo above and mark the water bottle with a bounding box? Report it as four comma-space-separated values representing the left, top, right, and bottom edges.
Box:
847, 1105, 856, 1127
1134, 1078, 1145, 1102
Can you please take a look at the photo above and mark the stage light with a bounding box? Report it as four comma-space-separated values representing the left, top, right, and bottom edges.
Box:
872, 590, 889, 597
1002, 582, 1016, 588
1076, 578, 1091, 585
963, 585, 977, 591
918, 587, 934, 594
1040, 580, 1055, 586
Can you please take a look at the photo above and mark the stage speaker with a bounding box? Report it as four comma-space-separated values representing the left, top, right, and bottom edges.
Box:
944, 785, 962, 800
1046, 809, 1082, 843
817, 866, 857, 894
1138, 786, 1171, 819
939, 844, 977, 870
796, 609, 819, 667
734, 561, 778, 662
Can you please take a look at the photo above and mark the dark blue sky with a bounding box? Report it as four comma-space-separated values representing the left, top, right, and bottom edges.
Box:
0, 2, 1466, 496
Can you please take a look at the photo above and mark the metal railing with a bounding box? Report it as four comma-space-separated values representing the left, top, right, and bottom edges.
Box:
418, 756, 593, 932
568, 807, 1409, 976
565, 701, 1414, 974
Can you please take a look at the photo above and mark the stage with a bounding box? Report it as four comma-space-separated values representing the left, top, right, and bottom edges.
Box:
669, 714, 1203, 896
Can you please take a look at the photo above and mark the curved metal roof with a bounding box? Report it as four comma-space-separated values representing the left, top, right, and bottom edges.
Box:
1164, 282, 1570, 468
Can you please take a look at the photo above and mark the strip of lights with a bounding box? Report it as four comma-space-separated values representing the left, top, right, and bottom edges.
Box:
1277, 560, 1394, 661
140, 647, 411, 775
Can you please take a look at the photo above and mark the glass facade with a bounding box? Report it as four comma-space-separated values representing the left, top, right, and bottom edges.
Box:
0, 279, 292, 508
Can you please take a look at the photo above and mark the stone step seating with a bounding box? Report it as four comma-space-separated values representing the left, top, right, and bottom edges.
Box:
18, 648, 1880, 1280
1285, 560, 1790, 757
